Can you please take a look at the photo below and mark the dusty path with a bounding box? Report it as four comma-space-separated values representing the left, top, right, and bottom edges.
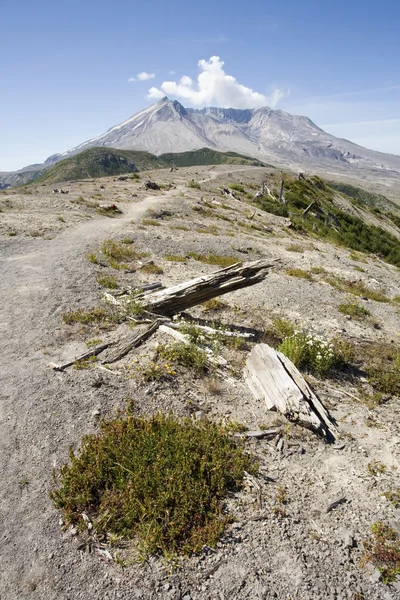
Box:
0, 191, 167, 600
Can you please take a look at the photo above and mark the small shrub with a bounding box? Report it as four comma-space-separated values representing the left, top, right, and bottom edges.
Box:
286, 244, 304, 253
271, 316, 296, 341
310, 266, 327, 275
170, 225, 190, 231
362, 522, 400, 584
63, 307, 107, 325
101, 239, 147, 264
364, 344, 400, 396
164, 254, 186, 262
229, 183, 245, 193
382, 488, 400, 509
96, 274, 118, 289
142, 219, 161, 227
325, 276, 389, 303
202, 298, 229, 313
368, 460, 387, 476
278, 330, 340, 376
141, 262, 164, 275
8, 231, 17, 236
285, 268, 313, 280
338, 302, 370, 319
157, 342, 208, 373
86, 252, 99, 264
50, 412, 255, 556
187, 180, 201, 189
188, 252, 239, 267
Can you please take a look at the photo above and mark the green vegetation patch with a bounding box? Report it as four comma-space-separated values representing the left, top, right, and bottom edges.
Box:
50, 412, 254, 556
362, 522, 400, 584
325, 275, 390, 303
278, 329, 340, 376
338, 302, 371, 319
285, 268, 313, 280
188, 252, 239, 267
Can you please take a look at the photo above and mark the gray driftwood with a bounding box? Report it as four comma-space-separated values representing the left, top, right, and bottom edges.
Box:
140, 259, 278, 317
103, 322, 160, 364
49, 341, 112, 371
244, 344, 337, 441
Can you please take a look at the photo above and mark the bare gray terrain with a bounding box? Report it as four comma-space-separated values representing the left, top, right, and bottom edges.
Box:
1, 166, 400, 600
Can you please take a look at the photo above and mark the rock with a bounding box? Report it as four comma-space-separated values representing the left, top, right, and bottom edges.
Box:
392, 576, 400, 592
194, 411, 207, 422
365, 562, 381, 583
92, 409, 101, 417
70, 527, 78, 537
340, 528, 355, 548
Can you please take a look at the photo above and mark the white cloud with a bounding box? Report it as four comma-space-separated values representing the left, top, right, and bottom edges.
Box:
128, 72, 156, 83
147, 56, 289, 109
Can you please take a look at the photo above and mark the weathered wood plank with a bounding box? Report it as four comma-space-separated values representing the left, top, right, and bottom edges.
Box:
244, 344, 337, 441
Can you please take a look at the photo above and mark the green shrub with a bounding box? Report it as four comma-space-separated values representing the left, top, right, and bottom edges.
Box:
50, 413, 254, 556
157, 342, 208, 373
188, 252, 239, 267
229, 183, 245, 193
362, 522, 400, 584
285, 268, 313, 280
96, 274, 118, 289
187, 180, 201, 189
338, 302, 370, 319
255, 197, 289, 218
278, 330, 340, 376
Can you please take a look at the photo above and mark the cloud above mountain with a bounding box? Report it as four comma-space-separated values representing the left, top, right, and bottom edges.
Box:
129, 72, 156, 82
147, 56, 289, 109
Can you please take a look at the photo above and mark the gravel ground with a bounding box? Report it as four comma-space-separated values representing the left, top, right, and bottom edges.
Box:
1, 166, 400, 600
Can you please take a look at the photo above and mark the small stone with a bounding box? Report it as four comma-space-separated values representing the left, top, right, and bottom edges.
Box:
48, 552, 54, 560
340, 528, 355, 548
365, 562, 381, 583
194, 411, 207, 422
392, 576, 400, 592
92, 409, 101, 417
70, 527, 78, 537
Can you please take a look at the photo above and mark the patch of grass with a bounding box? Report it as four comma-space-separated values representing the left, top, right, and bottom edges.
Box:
362, 522, 400, 584
140, 262, 164, 275
7, 231, 17, 236
86, 252, 99, 264
382, 488, 400, 509
63, 307, 108, 325
101, 239, 148, 265
286, 244, 304, 253
164, 254, 186, 262
338, 302, 371, 319
57, 215, 66, 222
187, 180, 201, 189
170, 225, 190, 232
50, 412, 254, 557
157, 342, 208, 373
229, 183, 245, 193
365, 345, 400, 396
73, 356, 97, 370
310, 266, 327, 275
368, 460, 387, 476
140, 361, 177, 382
270, 316, 296, 341
254, 197, 289, 218
196, 225, 219, 235
202, 298, 229, 313
85, 338, 102, 348
353, 266, 366, 273
278, 329, 340, 376
188, 252, 239, 267
142, 219, 161, 227
285, 268, 313, 280
349, 250, 368, 263
325, 275, 390, 303
96, 274, 118, 289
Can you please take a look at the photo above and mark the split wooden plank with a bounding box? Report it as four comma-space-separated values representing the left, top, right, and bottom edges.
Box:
140, 259, 278, 317
244, 344, 337, 441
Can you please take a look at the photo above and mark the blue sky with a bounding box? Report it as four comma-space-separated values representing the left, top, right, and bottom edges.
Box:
1, 0, 399, 171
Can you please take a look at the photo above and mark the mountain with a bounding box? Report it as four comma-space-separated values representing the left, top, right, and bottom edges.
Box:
2, 97, 400, 197
34, 147, 266, 185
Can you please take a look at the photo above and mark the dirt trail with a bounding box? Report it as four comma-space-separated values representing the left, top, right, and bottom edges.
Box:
0, 191, 167, 599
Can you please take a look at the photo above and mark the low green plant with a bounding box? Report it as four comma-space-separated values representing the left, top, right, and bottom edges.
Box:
73, 356, 97, 370
362, 522, 400, 584
157, 342, 208, 373
368, 460, 387, 476
86, 252, 99, 264
50, 412, 254, 556
278, 329, 340, 376
286, 244, 304, 253
325, 275, 390, 303
96, 274, 118, 289
187, 180, 201, 189
338, 302, 370, 319
285, 268, 313, 280
101, 239, 147, 264
141, 262, 164, 275
382, 488, 400, 509
270, 316, 296, 341
142, 219, 161, 227
202, 298, 229, 312
188, 252, 239, 267
310, 266, 327, 275
170, 225, 190, 231
164, 254, 186, 262
363, 343, 400, 396
229, 183, 245, 193
63, 307, 108, 325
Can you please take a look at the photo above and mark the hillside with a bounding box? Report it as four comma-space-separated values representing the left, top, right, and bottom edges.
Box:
34, 146, 266, 184
35, 147, 167, 184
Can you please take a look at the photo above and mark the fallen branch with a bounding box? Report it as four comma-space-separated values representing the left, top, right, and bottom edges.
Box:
140, 259, 278, 317
49, 341, 111, 371
103, 322, 160, 364
244, 344, 337, 441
